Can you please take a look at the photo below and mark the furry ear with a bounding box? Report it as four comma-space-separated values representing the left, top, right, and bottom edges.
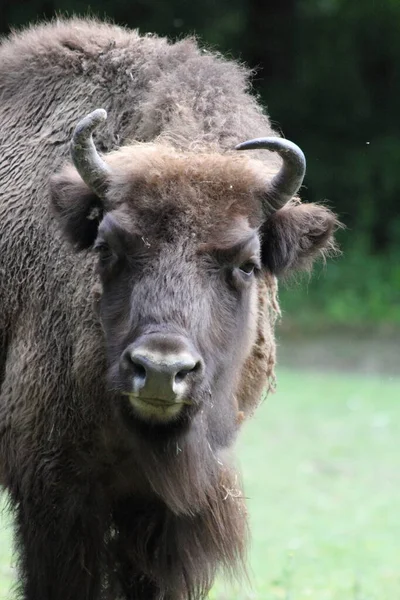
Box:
50, 164, 104, 250
261, 203, 338, 276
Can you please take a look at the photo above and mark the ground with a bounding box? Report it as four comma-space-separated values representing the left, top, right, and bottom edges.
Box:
1, 354, 400, 599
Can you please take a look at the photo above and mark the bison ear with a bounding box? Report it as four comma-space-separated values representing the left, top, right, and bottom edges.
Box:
261, 203, 338, 276
50, 165, 104, 250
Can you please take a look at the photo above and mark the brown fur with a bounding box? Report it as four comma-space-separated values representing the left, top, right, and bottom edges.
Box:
0, 18, 337, 600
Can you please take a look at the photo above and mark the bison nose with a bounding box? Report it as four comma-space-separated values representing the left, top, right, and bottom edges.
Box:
121, 336, 202, 401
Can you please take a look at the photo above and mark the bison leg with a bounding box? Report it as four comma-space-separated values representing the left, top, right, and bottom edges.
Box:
8, 476, 108, 600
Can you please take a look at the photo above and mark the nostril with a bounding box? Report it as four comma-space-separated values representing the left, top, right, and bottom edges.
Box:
174, 360, 202, 384
174, 369, 188, 384
131, 361, 147, 383
122, 350, 147, 387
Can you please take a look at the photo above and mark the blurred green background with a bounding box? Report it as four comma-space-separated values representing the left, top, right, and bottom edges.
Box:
1, 1, 399, 599
1, 0, 400, 332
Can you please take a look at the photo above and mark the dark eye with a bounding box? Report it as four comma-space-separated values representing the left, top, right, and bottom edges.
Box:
238, 261, 256, 275
229, 260, 259, 290
94, 242, 114, 263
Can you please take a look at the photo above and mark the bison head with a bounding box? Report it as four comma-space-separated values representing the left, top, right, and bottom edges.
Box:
51, 110, 337, 438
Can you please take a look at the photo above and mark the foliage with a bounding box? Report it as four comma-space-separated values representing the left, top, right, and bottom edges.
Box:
279, 237, 400, 332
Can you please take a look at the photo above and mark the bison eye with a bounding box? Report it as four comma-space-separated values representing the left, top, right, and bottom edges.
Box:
230, 260, 259, 289
238, 261, 256, 275
94, 242, 114, 263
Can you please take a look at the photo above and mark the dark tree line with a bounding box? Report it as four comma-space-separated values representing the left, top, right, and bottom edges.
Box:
2, 0, 400, 255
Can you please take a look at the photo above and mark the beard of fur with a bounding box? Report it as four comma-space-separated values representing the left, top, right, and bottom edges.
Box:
118, 416, 248, 599
111, 471, 248, 600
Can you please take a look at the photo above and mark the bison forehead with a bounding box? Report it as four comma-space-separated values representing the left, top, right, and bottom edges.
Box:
100, 206, 259, 257
104, 144, 267, 237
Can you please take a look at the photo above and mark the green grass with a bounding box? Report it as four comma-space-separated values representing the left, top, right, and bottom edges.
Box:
1, 368, 400, 599
0, 500, 12, 598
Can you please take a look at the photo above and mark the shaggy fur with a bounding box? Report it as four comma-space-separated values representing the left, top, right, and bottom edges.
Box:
0, 18, 337, 600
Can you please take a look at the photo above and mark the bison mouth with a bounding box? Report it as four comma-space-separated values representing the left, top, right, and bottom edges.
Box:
123, 393, 193, 423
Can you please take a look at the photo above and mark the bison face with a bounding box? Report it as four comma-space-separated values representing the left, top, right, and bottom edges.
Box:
50, 148, 267, 434
51, 141, 337, 435
91, 207, 261, 430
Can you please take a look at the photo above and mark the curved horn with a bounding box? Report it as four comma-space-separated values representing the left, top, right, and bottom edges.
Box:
71, 109, 111, 198
235, 137, 306, 212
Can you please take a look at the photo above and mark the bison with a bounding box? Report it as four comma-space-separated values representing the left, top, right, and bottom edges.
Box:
0, 18, 337, 600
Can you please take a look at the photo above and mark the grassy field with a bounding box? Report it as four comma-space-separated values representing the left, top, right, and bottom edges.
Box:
1, 367, 400, 599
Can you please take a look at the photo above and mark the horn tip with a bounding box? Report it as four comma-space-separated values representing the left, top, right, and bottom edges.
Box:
93, 108, 108, 122
234, 138, 281, 152
87, 108, 107, 126
73, 108, 108, 141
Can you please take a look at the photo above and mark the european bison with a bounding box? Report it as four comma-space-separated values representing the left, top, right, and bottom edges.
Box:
0, 18, 337, 600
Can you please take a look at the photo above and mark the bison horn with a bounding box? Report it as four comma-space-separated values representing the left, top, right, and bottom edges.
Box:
71, 109, 111, 198
235, 137, 306, 211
